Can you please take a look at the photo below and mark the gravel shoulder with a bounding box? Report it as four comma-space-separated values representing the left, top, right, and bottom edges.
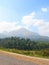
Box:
0, 53, 37, 65
0, 50, 49, 65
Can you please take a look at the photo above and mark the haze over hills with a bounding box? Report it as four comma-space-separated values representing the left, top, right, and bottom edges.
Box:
0, 28, 49, 41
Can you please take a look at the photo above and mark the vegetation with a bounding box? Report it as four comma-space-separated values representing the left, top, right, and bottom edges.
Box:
0, 37, 49, 58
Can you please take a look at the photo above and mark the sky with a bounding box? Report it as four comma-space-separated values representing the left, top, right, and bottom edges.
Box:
0, 0, 49, 36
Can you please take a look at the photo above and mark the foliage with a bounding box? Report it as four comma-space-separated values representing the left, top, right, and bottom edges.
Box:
0, 37, 49, 57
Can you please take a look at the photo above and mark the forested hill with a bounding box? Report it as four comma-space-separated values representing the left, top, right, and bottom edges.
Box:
0, 28, 49, 42
0, 37, 49, 50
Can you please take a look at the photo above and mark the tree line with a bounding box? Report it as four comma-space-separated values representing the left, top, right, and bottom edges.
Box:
0, 37, 49, 50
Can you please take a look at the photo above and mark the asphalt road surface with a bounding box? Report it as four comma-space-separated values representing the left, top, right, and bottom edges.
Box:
0, 54, 38, 65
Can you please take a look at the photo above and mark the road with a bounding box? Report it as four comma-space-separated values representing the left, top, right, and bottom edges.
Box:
0, 50, 49, 65
0, 53, 37, 65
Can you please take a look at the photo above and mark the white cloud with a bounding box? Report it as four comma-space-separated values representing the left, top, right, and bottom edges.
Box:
41, 8, 48, 12
38, 22, 49, 36
0, 21, 22, 33
22, 12, 35, 27
22, 12, 49, 36
0, 11, 49, 36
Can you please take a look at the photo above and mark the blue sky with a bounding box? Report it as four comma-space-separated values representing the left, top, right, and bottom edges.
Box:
0, 0, 49, 36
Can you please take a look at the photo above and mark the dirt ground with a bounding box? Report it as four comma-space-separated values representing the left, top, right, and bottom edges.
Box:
0, 50, 49, 65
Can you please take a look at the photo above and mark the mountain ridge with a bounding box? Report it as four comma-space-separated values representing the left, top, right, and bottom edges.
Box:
0, 28, 49, 41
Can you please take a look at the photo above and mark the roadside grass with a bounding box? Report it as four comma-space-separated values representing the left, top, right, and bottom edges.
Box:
0, 48, 49, 59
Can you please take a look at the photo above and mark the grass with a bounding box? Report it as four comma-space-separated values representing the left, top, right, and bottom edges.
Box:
0, 48, 49, 59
